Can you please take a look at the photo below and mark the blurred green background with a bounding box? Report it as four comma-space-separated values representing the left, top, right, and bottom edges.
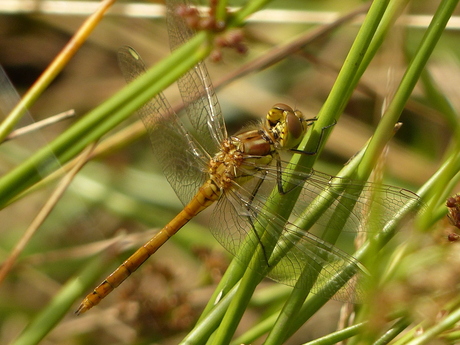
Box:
0, 1, 459, 344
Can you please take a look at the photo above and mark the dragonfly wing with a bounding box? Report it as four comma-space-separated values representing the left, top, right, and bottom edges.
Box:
118, 46, 208, 205
211, 180, 366, 302
210, 163, 421, 302
165, 0, 228, 154
285, 168, 422, 235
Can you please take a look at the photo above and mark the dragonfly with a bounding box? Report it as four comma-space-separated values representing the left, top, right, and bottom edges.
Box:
76, 0, 421, 314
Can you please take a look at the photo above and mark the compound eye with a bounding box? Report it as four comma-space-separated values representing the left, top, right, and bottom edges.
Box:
285, 112, 303, 140
272, 103, 293, 112
267, 103, 293, 125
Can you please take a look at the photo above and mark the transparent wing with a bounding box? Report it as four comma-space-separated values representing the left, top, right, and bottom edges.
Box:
166, 0, 227, 153
118, 46, 208, 205
210, 163, 421, 302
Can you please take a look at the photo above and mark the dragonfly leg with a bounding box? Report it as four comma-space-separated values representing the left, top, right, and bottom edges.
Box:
276, 120, 337, 195
289, 120, 337, 156
275, 152, 302, 195
276, 154, 289, 195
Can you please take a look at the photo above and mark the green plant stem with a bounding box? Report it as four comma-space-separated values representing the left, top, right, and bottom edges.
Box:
228, 0, 272, 27
283, 195, 420, 343
417, 144, 460, 229
356, 0, 460, 182
371, 317, 412, 345
404, 307, 460, 345
230, 311, 280, 345
296, 0, 459, 341
302, 322, 367, 345
351, 0, 411, 95
10, 250, 120, 345
390, 322, 424, 345
263, 1, 394, 343
420, 69, 459, 133
179, 284, 239, 345
280, 149, 423, 343
214, 0, 227, 24
419, 68, 460, 210
294, 0, 391, 168
441, 330, 460, 343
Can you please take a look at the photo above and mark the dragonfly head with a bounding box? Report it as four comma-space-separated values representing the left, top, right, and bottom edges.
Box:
266, 104, 308, 149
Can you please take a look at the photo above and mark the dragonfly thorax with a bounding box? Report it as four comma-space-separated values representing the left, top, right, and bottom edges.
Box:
209, 138, 245, 190
209, 129, 275, 190
208, 104, 309, 191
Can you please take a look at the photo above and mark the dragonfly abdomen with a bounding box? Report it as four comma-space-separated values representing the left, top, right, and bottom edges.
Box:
76, 180, 221, 314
